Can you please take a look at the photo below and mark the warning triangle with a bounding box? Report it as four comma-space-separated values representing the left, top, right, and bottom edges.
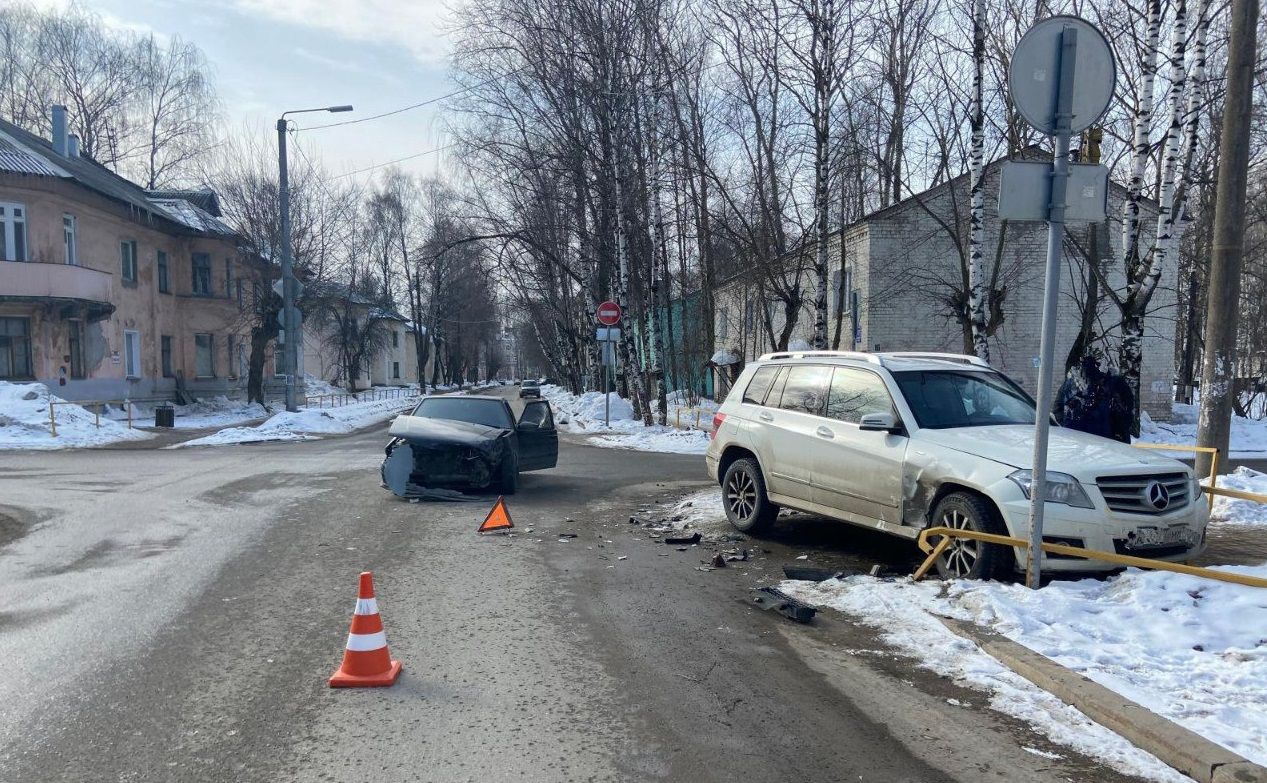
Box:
477, 496, 514, 533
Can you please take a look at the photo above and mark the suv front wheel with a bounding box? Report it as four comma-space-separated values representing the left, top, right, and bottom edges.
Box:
721, 457, 779, 533
930, 492, 1013, 580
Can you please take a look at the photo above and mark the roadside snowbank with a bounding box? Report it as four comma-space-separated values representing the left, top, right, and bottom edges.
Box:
1138, 402, 1267, 458
784, 569, 1267, 779
131, 396, 268, 430
540, 384, 714, 454
0, 382, 152, 450
1210, 467, 1267, 526
179, 394, 418, 447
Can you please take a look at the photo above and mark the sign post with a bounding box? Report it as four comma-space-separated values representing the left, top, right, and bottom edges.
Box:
1005, 16, 1115, 588
596, 301, 622, 429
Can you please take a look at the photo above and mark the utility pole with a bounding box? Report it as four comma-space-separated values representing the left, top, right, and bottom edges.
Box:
275, 104, 352, 412
1195, 0, 1259, 477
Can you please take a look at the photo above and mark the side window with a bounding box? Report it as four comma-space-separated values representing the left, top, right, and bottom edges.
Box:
777, 365, 832, 415
741, 365, 778, 405
520, 402, 553, 428
827, 367, 895, 424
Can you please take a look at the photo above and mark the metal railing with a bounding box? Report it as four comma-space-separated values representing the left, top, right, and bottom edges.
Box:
304, 386, 417, 409
48, 397, 134, 436
672, 407, 714, 432
912, 524, 1267, 589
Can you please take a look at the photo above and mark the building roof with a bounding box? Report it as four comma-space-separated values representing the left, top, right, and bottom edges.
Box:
0, 117, 237, 240
146, 188, 222, 216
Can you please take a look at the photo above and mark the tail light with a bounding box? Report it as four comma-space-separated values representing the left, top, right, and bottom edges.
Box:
710, 412, 726, 439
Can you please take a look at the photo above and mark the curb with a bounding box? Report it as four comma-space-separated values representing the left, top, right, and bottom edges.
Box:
937, 616, 1267, 783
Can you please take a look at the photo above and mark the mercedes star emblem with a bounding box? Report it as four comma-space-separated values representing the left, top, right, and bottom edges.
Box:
1145, 480, 1170, 511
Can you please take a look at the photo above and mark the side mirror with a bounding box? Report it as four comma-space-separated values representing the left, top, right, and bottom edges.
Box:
859, 412, 899, 433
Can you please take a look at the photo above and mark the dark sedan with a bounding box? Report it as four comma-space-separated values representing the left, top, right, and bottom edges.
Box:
382, 395, 558, 497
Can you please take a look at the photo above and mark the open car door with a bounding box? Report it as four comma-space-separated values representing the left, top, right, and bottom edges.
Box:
516, 400, 558, 471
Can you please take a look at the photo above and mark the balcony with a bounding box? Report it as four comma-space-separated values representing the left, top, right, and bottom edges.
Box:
0, 260, 115, 320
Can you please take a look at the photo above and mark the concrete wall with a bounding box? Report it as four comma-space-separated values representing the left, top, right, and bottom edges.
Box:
0, 174, 257, 402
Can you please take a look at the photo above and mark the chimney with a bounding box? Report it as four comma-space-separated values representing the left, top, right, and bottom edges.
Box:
67, 134, 80, 158
51, 104, 68, 156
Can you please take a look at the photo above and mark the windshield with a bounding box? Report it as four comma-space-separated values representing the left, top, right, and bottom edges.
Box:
892, 370, 1035, 429
411, 397, 514, 429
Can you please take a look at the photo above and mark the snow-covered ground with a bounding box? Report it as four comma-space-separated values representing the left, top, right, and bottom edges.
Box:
1138, 402, 1267, 459
131, 396, 269, 430
1209, 467, 1267, 526
178, 394, 419, 447
540, 384, 715, 455
0, 382, 152, 450
784, 569, 1267, 779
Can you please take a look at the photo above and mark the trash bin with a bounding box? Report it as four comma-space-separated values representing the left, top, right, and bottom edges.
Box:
155, 405, 175, 428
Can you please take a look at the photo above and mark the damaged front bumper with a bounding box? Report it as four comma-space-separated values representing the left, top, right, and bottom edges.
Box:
381, 437, 507, 498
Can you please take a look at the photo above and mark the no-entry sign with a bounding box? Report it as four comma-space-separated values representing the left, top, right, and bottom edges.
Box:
596, 300, 622, 326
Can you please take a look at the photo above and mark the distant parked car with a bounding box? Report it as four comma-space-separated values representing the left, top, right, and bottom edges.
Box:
519, 380, 542, 398
705, 350, 1209, 580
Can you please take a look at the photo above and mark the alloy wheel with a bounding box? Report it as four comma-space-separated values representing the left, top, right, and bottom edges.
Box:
725, 469, 757, 522
937, 508, 980, 578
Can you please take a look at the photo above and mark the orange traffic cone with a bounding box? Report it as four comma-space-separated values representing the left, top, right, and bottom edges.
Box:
329, 571, 402, 688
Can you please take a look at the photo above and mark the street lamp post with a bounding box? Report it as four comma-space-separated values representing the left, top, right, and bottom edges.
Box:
276, 104, 352, 412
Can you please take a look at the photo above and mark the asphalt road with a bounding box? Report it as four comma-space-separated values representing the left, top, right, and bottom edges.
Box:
0, 387, 1156, 783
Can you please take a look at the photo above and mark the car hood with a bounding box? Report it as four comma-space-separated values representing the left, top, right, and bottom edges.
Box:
388, 415, 508, 446
915, 424, 1186, 480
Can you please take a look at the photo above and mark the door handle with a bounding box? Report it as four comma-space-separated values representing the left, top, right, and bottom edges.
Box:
816, 426, 835, 439
759, 411, 774, 422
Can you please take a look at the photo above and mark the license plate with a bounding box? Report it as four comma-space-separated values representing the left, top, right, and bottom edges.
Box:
1125, 525, 1198, 550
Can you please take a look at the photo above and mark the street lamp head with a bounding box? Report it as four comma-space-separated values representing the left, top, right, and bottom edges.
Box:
327, 105, 354, 113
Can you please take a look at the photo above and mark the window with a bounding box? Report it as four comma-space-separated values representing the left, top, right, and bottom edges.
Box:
893, 370, 1036, 430
392, 361, 400, 379
192, 252, 212, 295
742, 365, 779, 406
120, 241, 137, 283
392, 331, 399, 348
827, 368, 894, 424
63, 214, 77, 265
161, 335, 173, 378
157, 251, 170, 293
195, 333, 215, 377
124, 330, 141, 378
224, 261, 232, 296
0, 202, 27, 262
717, 314, 729, 340
0, 317, 32, 378
227, 335, 237, 378
236, 278, 245, 308
776, 365, 832, 415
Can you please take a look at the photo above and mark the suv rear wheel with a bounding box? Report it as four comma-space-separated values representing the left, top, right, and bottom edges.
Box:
722, 457, 779, 533
930, 492, 1013, 580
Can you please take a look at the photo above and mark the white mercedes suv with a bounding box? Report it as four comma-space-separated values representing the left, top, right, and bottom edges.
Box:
704, 351, 1208, 579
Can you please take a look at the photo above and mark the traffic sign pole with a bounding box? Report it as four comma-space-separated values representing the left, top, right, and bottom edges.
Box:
1003, 16, 1114, 588
595, 302, 622, 428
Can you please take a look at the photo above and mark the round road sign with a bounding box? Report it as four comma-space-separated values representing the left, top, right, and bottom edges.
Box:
597, 300, 622, 326
1008, 15, 1115, 136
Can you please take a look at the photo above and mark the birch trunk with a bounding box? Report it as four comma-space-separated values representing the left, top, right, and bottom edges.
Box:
967, 0, 989, 362
1121, 0, 1163, 275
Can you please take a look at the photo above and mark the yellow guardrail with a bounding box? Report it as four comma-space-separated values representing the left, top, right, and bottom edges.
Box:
48, 398, 134, 436
913, 525, 1267, 589
673, 406, 715, 432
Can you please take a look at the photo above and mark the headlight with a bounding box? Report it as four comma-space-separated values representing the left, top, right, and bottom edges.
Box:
1008, 470, 1095, 509
1190, 473, 1204, 500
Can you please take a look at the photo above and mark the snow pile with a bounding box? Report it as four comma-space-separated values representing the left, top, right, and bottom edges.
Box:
788, 338, 813, 351
784, 568, 1267, 777
1137, 402, 1267, 458
179, 394, 418, 447
0, 382, 152, 450
303, 375, 344, 397
1210, 467, 1267, 526
665, 487, 730, 532
540, 384, 714, 455
132, 396, 269, 430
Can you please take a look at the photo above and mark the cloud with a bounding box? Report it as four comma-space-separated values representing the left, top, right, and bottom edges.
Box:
292, 46, 405, 86
228, 0, 456, 63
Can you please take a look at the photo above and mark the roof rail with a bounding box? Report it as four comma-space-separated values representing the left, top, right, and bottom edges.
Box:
757, 350, 882, 365
878, 352, 991, 368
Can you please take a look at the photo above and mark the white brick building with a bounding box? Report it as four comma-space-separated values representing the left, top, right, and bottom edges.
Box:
713, 154, 1174, 420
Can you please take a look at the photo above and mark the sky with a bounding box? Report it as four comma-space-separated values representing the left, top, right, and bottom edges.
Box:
36, 0, 463, 184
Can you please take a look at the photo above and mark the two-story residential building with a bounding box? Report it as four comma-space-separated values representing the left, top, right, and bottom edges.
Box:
0, 106, 261, 402
713, 151, 1175, 420
301, 281, 431, 391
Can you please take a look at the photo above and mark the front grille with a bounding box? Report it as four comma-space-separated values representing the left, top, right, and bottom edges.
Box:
1096, 472, 1190, 515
